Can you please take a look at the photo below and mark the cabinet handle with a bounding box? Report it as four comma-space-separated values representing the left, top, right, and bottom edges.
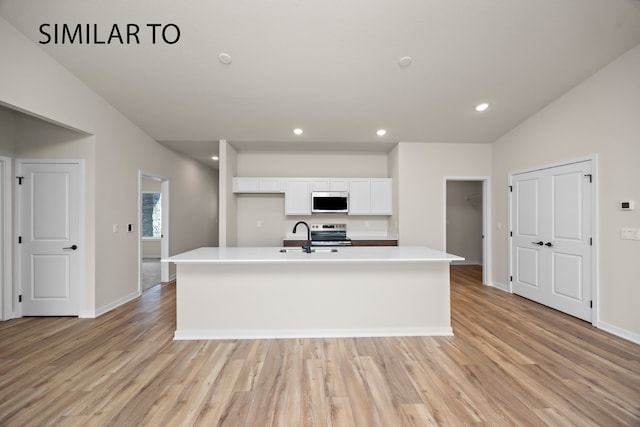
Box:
545, 242, 553, 247
531, 241, 544, 246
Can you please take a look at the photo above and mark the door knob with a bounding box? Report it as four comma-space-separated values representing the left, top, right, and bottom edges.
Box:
545, 242, 553, 247
63, 244, 78, 250
531, 241, 544, 246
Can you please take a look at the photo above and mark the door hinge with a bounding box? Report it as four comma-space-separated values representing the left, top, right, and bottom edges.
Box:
508, 185, 513, 192
510, 275, 513, 282
590, 237, 593, 246
18, 236, 22, 244
584, 174, 592, 183
16, 176, 24, 185
590, 300, 593, 308
18, 295, 22, 303
510, 231, 513, 237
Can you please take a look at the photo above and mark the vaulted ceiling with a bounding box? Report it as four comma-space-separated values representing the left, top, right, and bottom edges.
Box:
2, 0, 640, 165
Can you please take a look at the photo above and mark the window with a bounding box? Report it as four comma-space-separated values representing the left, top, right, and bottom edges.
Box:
141, 192, 162, 238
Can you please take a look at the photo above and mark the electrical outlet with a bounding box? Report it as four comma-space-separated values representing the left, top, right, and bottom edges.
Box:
621, 228, 640, 240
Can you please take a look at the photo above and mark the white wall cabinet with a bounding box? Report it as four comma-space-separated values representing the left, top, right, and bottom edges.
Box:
370, 178, 393, 215
233, 177, 285, 193
285, 178, 312, 215
348, 179, 371, 215
349, 178, 392, 215
233, 176, 392, 216
312, 178, 349, 192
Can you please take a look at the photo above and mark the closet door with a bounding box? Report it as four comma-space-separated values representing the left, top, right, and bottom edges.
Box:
511, 160, 593, 321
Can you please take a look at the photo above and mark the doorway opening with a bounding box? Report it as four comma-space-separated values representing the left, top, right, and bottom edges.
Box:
444, 177, 491, 285
139, 172, 169, 292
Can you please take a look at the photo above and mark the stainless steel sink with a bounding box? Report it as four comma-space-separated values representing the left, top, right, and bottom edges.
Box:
279, 248, 338, 253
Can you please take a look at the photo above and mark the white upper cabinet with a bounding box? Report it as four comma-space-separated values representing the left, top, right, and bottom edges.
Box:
312, 178, 349, 192
348, 179, 371, 215
349, 178, 392, 215
233, 177, 285, 193
233, 176, 392, 216
285, 178, 312, 216
370, 178, 393, 215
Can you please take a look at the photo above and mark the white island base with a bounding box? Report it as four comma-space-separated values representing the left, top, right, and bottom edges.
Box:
166, 247, 462, 340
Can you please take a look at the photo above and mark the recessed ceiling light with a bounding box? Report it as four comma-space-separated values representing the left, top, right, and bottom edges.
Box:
398, 56, 413, 67
218, 53, 232, 65
211, 156, 219, 161
376, 129, 387, 136
475, 102, 490, 112
293, 128, 304, 135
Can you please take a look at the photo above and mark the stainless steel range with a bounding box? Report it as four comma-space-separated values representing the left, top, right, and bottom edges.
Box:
310, 223, 352, 246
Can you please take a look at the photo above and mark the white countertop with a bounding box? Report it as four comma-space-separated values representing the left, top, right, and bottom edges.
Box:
164, 246, 463, 264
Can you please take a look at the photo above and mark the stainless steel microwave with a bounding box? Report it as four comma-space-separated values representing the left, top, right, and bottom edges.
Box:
311, 192, 348, 213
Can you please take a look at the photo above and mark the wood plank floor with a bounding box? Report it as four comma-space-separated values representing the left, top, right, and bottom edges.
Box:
0, 265, 638, 426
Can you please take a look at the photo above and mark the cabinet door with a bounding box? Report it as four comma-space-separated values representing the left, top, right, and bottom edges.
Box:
370, 178, 392, 215
259, 178, 284, 193
285, 178, 311, 215
233, 177, 284, 193
348, 179, 371, 215
233, 177, 259, 193
330, 178, 348, 191
311, 178, 348, 192
312, 179, 330, 191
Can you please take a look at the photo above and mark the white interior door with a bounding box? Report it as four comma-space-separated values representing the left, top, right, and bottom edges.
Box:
512, 160, 592, 321
18, 161, 80, 316
512, 172, 545, 303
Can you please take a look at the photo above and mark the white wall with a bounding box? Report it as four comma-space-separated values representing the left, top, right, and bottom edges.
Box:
446, 181, 483, 264
219, 140, 238, 247
0, 108, 16, 155
387, 144, 400, 235
0, 17, 218, 316
237, 150, 389, 177
396, 143, 492, 249
234, 150, 390, 246
492, 43, 640, 339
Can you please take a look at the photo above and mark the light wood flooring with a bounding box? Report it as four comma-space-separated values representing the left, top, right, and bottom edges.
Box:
0, 265, 638, 426
141, 258, 162, 292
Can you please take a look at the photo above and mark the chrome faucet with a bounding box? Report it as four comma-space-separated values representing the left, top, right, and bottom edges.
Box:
292, 221, 312, 253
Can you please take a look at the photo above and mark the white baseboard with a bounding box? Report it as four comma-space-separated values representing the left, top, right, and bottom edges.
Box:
487, 281, 509, 292
78, 309, 96, 319
597, 321, 640, 346
94, 291, 140, 317
174, 327, 454, 340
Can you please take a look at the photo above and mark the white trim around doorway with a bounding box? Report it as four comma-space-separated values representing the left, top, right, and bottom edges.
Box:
0, 156, 12, 320
138, 171, 171, 294
443, 176, 492, 286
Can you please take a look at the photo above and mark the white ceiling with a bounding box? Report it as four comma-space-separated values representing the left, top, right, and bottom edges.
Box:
2, 0, 640, 167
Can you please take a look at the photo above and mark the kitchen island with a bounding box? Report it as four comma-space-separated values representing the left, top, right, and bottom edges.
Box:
165, 246, 463, 340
